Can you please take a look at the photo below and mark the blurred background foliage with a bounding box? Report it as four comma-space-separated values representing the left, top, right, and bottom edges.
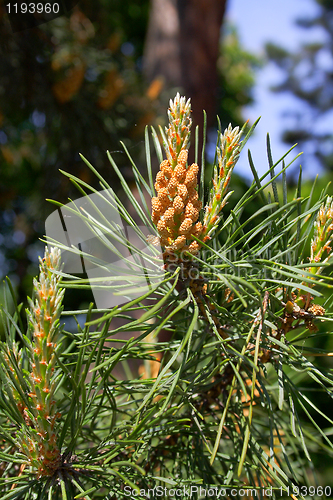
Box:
266, 0, 333, 173
0, 0, 151, 305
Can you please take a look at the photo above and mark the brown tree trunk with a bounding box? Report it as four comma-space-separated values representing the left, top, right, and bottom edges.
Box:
143, 0, 227, 133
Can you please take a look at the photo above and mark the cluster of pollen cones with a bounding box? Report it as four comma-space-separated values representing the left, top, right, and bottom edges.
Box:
151, 149, 203, 255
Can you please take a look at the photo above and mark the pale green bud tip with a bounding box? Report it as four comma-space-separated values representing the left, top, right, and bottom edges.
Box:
164, 93, 192, 166
217, 124, 243, 179
310, 197, 333, 267
42, 246, 61, 271
168, 92, 191, 118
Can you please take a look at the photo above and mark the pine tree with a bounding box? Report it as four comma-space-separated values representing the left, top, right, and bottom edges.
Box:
0, 94, 333, 498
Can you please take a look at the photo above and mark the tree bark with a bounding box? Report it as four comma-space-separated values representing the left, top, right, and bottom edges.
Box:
143, 0, 227, 132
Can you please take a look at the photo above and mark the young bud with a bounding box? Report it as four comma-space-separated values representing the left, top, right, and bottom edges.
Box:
201, 123, 245, 240
309, 196, 333, 275
151, 94, 203, 256
2, 246, 65, 476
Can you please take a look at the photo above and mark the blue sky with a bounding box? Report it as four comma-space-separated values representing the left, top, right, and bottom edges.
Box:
226, 0, 325, 180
